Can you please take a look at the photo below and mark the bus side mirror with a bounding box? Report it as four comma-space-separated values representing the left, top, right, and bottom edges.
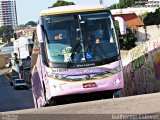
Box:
114, 16, 126, 35
37, 24, 44, 43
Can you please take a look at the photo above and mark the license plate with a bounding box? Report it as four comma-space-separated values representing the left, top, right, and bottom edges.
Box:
83, 82, 96, 88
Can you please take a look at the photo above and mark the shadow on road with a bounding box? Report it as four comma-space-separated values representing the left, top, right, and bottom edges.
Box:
0, 74, 34, 112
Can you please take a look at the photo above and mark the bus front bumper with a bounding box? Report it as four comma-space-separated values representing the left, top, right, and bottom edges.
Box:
48, 72, 124, 97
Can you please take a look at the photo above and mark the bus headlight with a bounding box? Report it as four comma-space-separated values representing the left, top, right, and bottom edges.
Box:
109, 66, 122, 74
52, 74, 67, 79
46, 67, 67, 79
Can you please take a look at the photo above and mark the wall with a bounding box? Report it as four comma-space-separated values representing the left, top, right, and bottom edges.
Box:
14, 37, 33, 59
136, 25, 160, 43
111, 7, 157, 16
0, 54, 11, 69
0, 55, 5, 69
121, 36, 160, 96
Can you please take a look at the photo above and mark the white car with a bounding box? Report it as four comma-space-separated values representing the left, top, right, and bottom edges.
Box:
13, 79, 28, 89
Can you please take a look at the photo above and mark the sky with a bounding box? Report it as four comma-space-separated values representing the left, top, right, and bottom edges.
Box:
16, 0, 118, 25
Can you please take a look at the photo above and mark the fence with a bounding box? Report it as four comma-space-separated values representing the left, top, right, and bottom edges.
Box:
0, 54, 11, 69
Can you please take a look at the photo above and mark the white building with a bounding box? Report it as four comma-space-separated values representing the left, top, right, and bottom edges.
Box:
13, 37, 33, 59
12, 37, 33, 74
0, 0, 18, 27
111, 7, 157, 16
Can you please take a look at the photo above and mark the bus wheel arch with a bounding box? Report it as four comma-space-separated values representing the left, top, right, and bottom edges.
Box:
42, 81, 49, 104
48, 98, 57, 106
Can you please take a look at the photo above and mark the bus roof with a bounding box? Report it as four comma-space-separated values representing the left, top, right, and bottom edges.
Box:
40, 5, 108, 16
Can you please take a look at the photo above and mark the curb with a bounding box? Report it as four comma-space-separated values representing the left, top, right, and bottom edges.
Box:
0, 68, 11, 80
4, 74, 10, 80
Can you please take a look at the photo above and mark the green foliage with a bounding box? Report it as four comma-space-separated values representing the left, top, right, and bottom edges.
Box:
109, 4, 117, 9
50, 0, 75, 8
0, 25, 13, 43
115, 22, 136, 50
18, 21, 37, 28
119, 0, 135, 8
25, 21, 37, 27
139, 12, 149, 21
109, 0, 135, 9
143, 8, 160, 25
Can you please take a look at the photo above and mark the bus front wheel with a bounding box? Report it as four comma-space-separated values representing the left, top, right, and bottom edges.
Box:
48, 99, 57, 106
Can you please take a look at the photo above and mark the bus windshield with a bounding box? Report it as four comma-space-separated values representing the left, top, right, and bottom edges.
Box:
42, 11, 119, 68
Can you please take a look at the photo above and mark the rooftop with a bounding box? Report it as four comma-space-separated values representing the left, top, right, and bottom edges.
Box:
113, 13, 144, 30
16, 27, 36, 31
40, 5, 108, 16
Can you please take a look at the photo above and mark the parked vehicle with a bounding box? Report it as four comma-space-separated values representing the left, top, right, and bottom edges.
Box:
10, 76, 19, 86
31, 5, 126, 108
13, 79, 28, 89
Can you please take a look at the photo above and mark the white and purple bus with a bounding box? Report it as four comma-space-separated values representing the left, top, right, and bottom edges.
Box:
31, 5, 126, 108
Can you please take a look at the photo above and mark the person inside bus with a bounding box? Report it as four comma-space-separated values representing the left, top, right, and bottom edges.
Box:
81, 21, 101, 61
90, 21, 111, 60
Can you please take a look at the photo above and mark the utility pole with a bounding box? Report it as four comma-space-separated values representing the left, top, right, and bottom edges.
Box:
16, 40, 21, 78
99, 0, 103, 5
16, 40, 20, 59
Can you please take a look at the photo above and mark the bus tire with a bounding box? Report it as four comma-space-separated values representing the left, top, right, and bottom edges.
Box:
42, 82, 48, 103
103, 91, 114, 99
48, 99, 57, 106
35, 99, 38, 108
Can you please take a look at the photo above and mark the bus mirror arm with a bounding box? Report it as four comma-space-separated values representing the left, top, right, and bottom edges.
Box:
114, 16, 126, 35
37, 24, 44, 43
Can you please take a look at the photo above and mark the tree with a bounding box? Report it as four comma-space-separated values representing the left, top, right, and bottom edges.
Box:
109, 0, 135, 9
115, 22, 136, 50
0, 25, 13, 43
49, 0, 75, 8
139, 12, 149, 21
143, 8, 160, 26
25, 21, 37, 27
109, 4, 117, 9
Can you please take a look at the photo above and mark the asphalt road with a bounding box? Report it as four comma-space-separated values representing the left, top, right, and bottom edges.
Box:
1, 93, 160, 120
0, 74, 34, 112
